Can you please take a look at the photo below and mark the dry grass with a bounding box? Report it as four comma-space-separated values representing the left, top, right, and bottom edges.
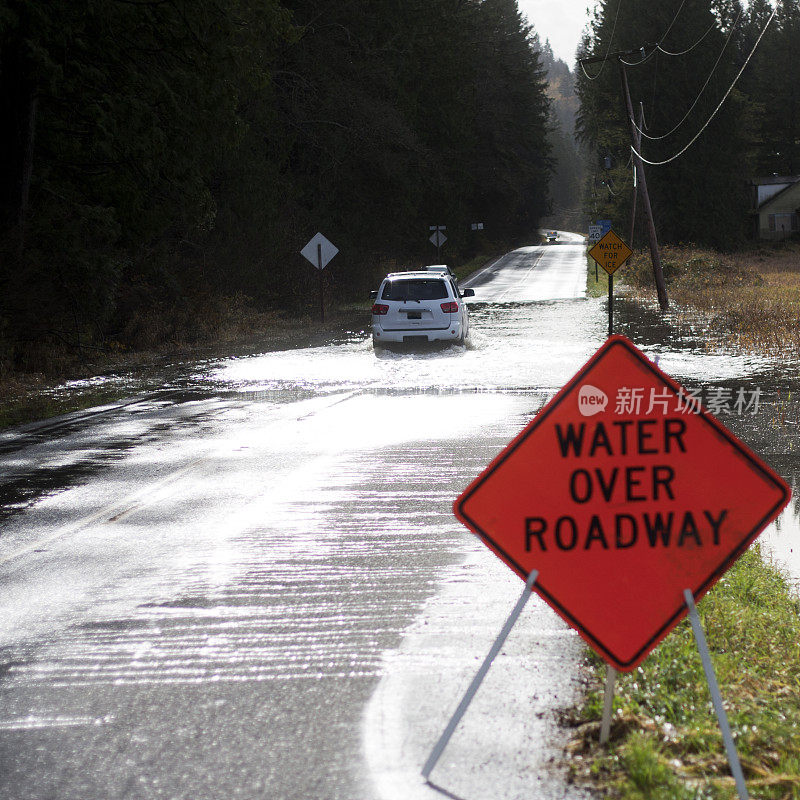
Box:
625, 242, 800, 356
0, 295, 344, 430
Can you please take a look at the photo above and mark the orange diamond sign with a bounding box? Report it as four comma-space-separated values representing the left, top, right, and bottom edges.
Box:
454, 336, 790, 671
589, 229, 632, 275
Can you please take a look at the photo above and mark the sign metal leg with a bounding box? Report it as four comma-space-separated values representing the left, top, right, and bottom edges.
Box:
599, 665, 617, 744
421, 570, 539, 781
683, 589, 749, 800
608, 273, 614, 337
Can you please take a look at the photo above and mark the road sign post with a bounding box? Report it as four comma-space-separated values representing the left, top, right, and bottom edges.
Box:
317, 243, 324, 322
599, 665, 617, 745
429, 225, 447, 260
588, 230, 632, 338
684, 589, 749, 799
300, 233, 339, 322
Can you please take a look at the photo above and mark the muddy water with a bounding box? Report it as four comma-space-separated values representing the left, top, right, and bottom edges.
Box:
189, 294, 800, 591
616, 298, 800, 592
16, 284, 800, 592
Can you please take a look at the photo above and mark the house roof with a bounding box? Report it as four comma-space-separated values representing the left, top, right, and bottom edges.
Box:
751, 175, 800, 186
757, 177, 800, 211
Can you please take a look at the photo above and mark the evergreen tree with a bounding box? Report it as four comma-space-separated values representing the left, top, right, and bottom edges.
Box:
577, 0, 753, 248
0, 0, 555, 366
538, 39, 585, 225
739, 0, 782, 175
467, 0, 552, 241
771, 0, 800, 174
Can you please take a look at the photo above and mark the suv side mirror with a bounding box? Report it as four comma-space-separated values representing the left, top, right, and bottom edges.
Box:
461, 288, 475, 298
370, 290, 378, 299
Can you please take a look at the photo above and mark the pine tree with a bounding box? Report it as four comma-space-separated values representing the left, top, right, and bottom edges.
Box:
577, 0, 754, 248
772, 0, 800, 174
0, 0, 556, 364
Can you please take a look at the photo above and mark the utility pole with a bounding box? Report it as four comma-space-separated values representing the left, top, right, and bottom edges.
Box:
620, 64, 668, 311
579, 47, 668, 312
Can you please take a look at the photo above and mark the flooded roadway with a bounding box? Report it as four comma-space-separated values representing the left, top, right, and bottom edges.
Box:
1, 234, 799, 800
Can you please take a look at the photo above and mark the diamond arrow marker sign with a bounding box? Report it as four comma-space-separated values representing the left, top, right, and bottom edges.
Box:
300, 232, 338, 270
454, 335, 790, 671
300, 232, 338, 322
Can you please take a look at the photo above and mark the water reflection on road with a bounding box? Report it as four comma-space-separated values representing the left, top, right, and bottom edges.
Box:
4, 278, 800, 609
191, 291, 800, 591
204, 301, 604, 396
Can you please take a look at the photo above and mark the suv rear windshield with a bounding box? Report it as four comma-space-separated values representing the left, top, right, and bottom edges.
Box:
381, 279, 448, 301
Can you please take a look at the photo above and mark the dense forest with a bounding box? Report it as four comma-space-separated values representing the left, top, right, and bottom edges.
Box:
0, 0, 552, 372
577, 0, 800, 250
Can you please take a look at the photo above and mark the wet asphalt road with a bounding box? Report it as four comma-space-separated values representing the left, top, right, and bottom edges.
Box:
462, 232, 587, 302
1, 234, 800, 800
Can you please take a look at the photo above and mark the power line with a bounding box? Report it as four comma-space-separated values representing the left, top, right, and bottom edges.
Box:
582, 0, 686, 76
657, 20, 716, 57
602, 178, 619, 196
619, 0, 688, 65
633, 8, 742, 141
617, 0, 722, 68
620, 46, 658, 67
632, 6, 777, 166
657, 0, 687, 45
579, 0, 624, 81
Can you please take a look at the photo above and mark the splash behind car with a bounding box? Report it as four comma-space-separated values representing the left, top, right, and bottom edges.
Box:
370, 271, 474, 348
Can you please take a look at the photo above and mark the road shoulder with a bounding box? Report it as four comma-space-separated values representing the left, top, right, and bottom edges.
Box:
363, 544, 595, 800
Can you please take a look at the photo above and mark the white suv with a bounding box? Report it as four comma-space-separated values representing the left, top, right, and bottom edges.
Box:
371, 271, 475, 347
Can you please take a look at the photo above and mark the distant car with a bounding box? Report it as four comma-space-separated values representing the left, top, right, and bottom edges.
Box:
370, 271, 474, 348
546, 231, 558, 243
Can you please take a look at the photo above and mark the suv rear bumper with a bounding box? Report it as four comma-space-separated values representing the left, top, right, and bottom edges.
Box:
372, 319, 463, 344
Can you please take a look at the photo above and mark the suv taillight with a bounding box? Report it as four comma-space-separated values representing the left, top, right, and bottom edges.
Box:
372, 304, 389, 315
440, 302, 459, 313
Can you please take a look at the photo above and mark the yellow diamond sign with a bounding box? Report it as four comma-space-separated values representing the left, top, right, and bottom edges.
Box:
588, 229, 633, 276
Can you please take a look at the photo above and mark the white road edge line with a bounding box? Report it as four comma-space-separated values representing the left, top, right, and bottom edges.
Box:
496, 249, 545, 302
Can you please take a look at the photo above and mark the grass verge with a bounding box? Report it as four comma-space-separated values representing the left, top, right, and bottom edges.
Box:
0, 381, 128, 430
624, 242, 800, 355
565, 546, 800, 799
587, 256, 610, 298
